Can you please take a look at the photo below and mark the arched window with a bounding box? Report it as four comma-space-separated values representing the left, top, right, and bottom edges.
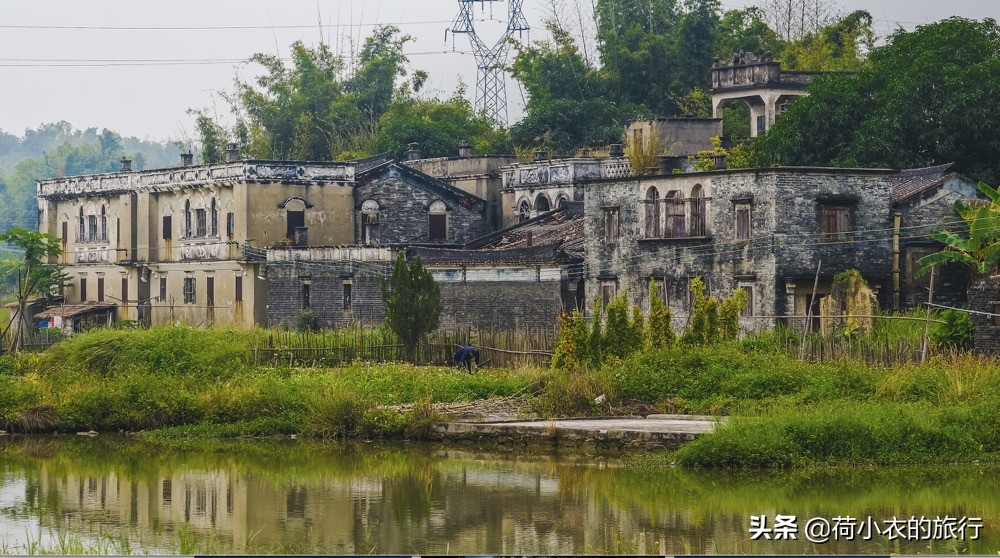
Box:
100, 205, 107, 241
644, 186, 660, 238
284, 198, 307, 240
184, 199, 192, 238
556, 195, 568, 209
517, 199, 531, 223
361, 199, 380, 245
534, 194, 551, 213
666, 191, 685, 238
428, 200, 447, 241
78, 206, 85, 241
210, 198, 218, 237
690, 184, 706, 237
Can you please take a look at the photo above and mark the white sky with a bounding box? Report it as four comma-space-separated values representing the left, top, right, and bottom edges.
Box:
0, 0, 995, 142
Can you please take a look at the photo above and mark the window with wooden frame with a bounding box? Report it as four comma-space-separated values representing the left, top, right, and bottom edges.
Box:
195, 208, 207, 238
121, 277, 129, 306
689, 185, 707, 237
226, 212, 235, 238
80, 276, 87, 301
361, 200, 380, 245
343, 281, 353, 310
665, 191, 685, 238
820, 204, 854, 240
600, 279, 617, 309
97, 277, 105, 302
644, 187, 660, 238
734, 203, 752, 241
603, 207, 619, 245
183, 277, 196, 304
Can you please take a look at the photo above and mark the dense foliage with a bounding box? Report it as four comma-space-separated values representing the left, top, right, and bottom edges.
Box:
381, 253, 443, 358
747, 17, 1000, 184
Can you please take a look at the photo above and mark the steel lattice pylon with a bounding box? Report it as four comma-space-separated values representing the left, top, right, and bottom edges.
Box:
448, 0, 529, 125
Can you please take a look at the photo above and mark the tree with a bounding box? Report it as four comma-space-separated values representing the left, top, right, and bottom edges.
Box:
380, 252, 442, 359
372, 95, 507, 160
715, 7, 783, 59
916, 181, 1000, 276
0, 228, 67, 351
748, 18, 1000, 185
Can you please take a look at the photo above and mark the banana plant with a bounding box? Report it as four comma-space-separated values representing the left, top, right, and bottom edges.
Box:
916, 182, 1000, 277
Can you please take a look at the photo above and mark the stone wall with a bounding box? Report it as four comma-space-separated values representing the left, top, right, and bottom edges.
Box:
355, 166, 486, 245
968, 273, 1000, 354
437, 280, 567, 331
266, 263, 390, 328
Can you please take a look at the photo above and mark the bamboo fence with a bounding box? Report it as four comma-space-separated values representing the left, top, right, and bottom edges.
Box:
249, 325, 557, 368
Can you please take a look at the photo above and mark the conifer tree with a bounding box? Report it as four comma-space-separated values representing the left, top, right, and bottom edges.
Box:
380, 252, 442, 360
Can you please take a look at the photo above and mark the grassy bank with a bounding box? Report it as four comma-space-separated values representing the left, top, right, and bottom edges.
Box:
4, 325, 1000, 467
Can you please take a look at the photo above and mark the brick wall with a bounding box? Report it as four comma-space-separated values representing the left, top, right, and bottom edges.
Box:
266, 263, 390, 328
968, 273, 1000, 354
438, 281, 566, 331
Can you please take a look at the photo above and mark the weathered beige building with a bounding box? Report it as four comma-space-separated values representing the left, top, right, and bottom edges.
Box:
37, 160, 357, 329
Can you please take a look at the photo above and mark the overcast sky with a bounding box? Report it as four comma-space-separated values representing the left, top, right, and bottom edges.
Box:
0, 0, 995, 142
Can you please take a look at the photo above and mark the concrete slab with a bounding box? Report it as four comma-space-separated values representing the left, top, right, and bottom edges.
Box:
433, 415, 723, 449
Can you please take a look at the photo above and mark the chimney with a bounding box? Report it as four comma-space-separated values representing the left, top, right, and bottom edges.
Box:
532, 149, 549, 162
119, 157, 132, 172
225, 143, 239, 163
458, 140, 473, 158
181, 152, 194, 167
525, 231, 533, 247
609, 143, 625, 158
406, 142, 422, 161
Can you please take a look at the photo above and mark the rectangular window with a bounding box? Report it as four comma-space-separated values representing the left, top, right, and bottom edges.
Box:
287, 210, 305, 239
362, 213, 379, 245
820, 205, 854, 240
97, 277, 105, 302
756, 114, 766, 134
159, 277, 167, 302
226, 212, 234, 238
80, 277, 87, 302
78, 215, 85, 241
121, 277, 129, 306
210, 209, 218, 237
195, 209, 207, 237
162, 216, 172, 240
87, 215, 98, 242
61, 222, 68, 244
600, 279, 617, 309
603, 208, 619, 245
428, 214, 447, 241
994, 305, 1000, 327
301, 282, 310, 309
735, 204, 751, 240
343, 282, 352, 310
738, 284, 754, 317
183, 277, 196, 304
235, 275, 243, 302
206, 277, 215, 307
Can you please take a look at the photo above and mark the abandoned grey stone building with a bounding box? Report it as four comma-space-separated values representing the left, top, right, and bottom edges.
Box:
414, 202, 584, 331
581, 164, 979, 330
401, 143, 514, 232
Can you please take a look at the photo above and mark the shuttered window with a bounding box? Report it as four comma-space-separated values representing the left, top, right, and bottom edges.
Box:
820, 205, 853, 240
735, 204, 751, 240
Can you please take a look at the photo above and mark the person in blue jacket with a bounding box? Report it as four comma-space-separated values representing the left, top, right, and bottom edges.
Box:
454, 345, 480, 373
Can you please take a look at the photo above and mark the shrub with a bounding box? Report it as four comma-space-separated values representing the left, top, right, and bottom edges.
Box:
931, 309, 975, 350
295, 310, 318, 332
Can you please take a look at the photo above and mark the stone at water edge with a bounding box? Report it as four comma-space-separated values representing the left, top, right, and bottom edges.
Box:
76, 431, 98, 437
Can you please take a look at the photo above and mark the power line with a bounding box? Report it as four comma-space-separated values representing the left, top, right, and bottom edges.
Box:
0, 20, 476, 31
0, 51, 472, 68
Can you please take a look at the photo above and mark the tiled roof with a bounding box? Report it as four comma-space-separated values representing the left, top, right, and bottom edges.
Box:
35, 302, 117, 319
888, 163, 955, 204
411, 244, 572, 266
466, 202, 584, 259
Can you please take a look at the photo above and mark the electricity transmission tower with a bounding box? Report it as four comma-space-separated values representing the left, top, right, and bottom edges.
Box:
448, 0, 530, 125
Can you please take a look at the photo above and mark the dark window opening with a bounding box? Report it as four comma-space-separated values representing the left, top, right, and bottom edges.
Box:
121, 277, 129, 306
195, 208, 207, 238
206, 277, 215, 307
343, 283, 352, 310
235, 275, 243, 302
184, 200, 192, 238
159, 277, 167, 302
78, 207, 85, 241
603, 208, 619, 245
183, 277, 196, 304
210, 199, 218, 237
286, 210, 305, 239
97, 277, 105, 302
61, 222, 68, 244
87, 215, 98, 242
644, 187, 660, 238
518, 200, 531, 223
666, 192, 685, 238
301, 282, 310, 309
162, 216, 172, 240
80, 277, 87, 301
756, 114, 766, 133
534, 195, 550, 213
100, 206, 107, 241
361, 212, 379, 245
428, 214, 447, 241
226, 212, 235, 238
690, 185, 707, 237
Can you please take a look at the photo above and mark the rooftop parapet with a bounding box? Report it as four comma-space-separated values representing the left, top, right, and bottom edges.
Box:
501, 157, 632, 190
710, 51, 817, 93
37, 160, 356, 199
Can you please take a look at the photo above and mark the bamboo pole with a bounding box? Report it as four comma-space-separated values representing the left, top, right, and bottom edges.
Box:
921, 265, 936, 362
800, 260, 822, 360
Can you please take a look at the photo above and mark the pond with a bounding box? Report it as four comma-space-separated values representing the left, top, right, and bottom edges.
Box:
0, 436, 995, 554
